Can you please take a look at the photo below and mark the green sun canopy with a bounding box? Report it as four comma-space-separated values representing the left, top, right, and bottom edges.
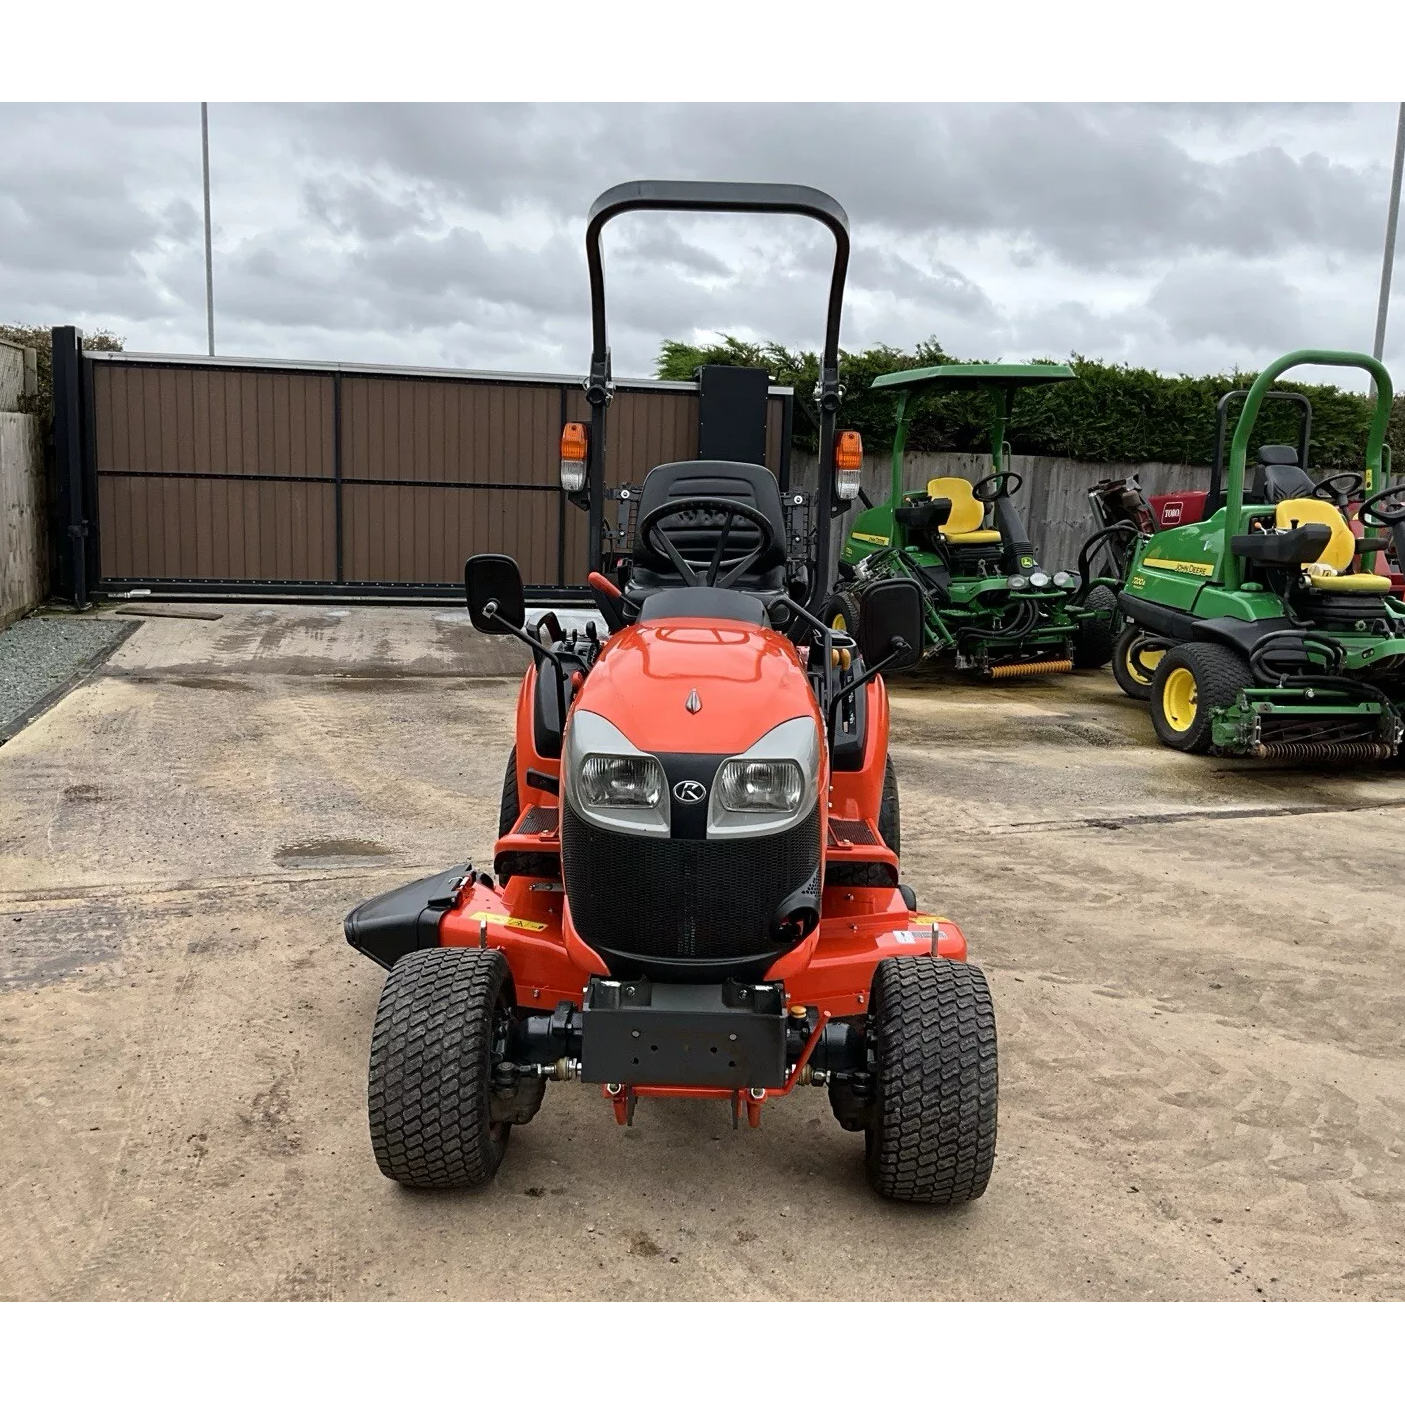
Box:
870, 362, 1077, 392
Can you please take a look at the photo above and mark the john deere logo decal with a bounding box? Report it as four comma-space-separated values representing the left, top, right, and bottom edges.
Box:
673, 780, 707, 804
1144, 556, 1214, 577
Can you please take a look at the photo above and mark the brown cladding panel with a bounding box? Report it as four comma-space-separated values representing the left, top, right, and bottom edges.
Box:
340, 378, 561, 486
97, 478, 334, 580
604, 390, 697, 486
92, 363, 333, 478
341, 485, 560, 586
91, 360, 784, 591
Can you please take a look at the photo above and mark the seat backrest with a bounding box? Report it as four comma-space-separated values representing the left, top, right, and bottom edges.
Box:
631, 460, 787, 583
1275, 497, 1354, 572
926, 477, 984, 535
1251, 445, 1316, 504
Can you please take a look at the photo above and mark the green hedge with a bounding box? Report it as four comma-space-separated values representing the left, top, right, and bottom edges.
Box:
658, 337, 1405, 471
0, 324, 124, 427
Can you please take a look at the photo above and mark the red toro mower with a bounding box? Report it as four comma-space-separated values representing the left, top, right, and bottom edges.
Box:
346, 182, 998, 1205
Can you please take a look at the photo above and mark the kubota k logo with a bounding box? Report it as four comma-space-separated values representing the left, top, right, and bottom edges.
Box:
673, 780, 707, 804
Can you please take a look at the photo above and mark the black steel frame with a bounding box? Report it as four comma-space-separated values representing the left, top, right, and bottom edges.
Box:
581, 181, 849, 611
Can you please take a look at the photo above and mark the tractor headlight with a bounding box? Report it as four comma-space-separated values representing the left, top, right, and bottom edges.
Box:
562, 711, 669, 836
1006, 574, 1030, 592
1029, 570, 1051, 589
579, 755, 662, 808
708, 717, 820, 838
716, 759, 803, 813
1053, 571, 1079, 590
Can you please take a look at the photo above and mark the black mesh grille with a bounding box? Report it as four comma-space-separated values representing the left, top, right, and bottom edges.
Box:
829, 818, 876, 845
561, 802, 820, 967
517, 806, 558, 835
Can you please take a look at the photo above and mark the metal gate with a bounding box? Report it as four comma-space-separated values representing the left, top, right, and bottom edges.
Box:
50, 329, 791, 605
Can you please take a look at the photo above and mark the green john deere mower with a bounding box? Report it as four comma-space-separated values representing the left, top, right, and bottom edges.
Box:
1119, 349, 1405, 761
827, 363, 1119, 679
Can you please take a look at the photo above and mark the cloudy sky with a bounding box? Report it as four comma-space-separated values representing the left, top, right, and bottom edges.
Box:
1, 102, 1400, 388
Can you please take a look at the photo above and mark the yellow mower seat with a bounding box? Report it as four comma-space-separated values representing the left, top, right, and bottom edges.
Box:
1275, 497, 1392, 594
926, 477, 1002, 545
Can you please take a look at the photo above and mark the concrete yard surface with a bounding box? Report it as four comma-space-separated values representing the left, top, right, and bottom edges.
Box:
1, 604, 1402, 1301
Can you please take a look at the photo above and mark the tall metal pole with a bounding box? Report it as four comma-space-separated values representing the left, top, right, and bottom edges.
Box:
201, 101, 215, 357
1371, 101, 1405, 371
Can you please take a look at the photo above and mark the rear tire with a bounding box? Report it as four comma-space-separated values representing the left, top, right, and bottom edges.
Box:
495, 746, 559, 881
368, 947, 513, 1190
1072, 585, 1118, 670
823, 588, 863, 640
865, 957, 998, 1205
1149, 641, 1252, 754
1111, 622, 1163, 701
827, 754, 900, 887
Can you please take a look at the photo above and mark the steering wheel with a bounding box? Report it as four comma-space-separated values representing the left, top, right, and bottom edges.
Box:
636, 496, 778, 590
1312, 471, 1364, 507
971, 471, 1023, 503
1357, 483, 1405, 528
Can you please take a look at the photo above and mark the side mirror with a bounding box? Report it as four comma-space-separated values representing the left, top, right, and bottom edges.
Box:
856, 577, 923, 672
465, 554, 526, 634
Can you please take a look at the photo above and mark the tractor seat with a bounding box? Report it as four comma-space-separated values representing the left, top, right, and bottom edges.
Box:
926, 477, 1001, 545
1250, 445, 1316, 504
625, 459, 788, 604
1275, 498, 1393, 595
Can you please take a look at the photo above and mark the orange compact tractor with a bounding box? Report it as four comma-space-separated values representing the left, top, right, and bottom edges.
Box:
346, 182, 998, 1204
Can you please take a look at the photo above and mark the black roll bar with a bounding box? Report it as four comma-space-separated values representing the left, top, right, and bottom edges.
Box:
1206, 389, 1313, 515
581, 180, 852, 608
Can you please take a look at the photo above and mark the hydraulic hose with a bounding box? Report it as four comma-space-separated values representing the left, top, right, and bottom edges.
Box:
1076, 522, 1141, 599
1247, 629, 1393, 707
957, 597, 1040, 645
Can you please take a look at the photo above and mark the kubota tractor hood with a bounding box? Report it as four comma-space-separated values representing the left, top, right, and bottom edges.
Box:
572, 619, 822, 756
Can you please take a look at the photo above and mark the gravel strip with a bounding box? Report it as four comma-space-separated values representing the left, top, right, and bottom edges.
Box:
0, 615, 138, 738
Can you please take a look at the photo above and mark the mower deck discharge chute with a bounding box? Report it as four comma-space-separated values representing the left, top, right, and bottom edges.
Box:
1115, 349, 1405, 760
346, 182, 998, 1205
830, 362, 1119, 679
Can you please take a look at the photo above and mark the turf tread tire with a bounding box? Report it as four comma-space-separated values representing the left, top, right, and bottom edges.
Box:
1150, 641, 1252, 755
865, 956, 998, 1205
495, 746, 559, 880
1072, 585, 1118, 670
1111, 622, 1155, 701
368, 947, 512, 1190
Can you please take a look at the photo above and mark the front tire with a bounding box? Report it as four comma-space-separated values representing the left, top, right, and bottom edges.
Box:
865, 957, 998, 1205
1149, 641, 1252, 754
1072, 585, 1118, 670
368, 947, 514, 1190
1111, 622, 1163, 701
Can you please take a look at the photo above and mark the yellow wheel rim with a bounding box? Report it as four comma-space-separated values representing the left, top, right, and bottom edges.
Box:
1161, 666, 1198, 732
832, 610, 847, 631
1126, 638, 1164, 686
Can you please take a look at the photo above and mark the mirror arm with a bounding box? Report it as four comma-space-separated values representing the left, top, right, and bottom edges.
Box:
482, 600, 569, 697
825, 634, 909, 739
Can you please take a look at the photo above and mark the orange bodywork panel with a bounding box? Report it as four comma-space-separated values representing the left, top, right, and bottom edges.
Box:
468, 615, 966, 1063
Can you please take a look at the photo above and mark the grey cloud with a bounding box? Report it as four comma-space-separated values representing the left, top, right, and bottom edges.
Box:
0, 102, 1399, 382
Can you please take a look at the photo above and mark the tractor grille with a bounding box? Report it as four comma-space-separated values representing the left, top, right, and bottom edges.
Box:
561, 802, 820, 972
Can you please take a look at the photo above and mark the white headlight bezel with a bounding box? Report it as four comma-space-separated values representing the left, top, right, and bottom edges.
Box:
707, 717, 820, 838
562, 711, 670, 836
